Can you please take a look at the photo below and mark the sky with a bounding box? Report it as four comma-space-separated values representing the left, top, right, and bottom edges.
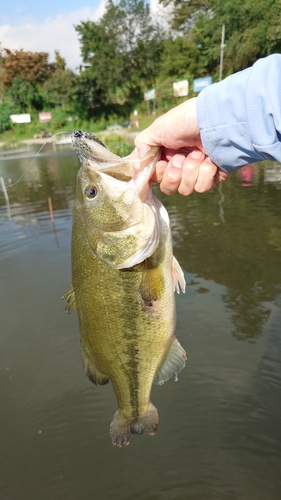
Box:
0, 1, 168, 71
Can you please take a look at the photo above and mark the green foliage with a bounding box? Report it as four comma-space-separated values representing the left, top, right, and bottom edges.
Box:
7, 76, 44, 112
101, 133, 133, 156
161, 0, 281, 76
75, 0, 165, 113
43, 69, 78, 109
54, 50, 66, 70
218, 0, 281, 72
160, 35, 206, 80
1, 0, 281, 137
0, 101, 19, 133
75, 72, 116, 119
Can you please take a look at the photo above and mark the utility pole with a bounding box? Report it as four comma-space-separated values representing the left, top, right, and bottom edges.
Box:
219, 24, 226, 81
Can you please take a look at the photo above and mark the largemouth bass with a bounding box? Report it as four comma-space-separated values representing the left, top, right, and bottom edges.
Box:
64, 130, 186, 447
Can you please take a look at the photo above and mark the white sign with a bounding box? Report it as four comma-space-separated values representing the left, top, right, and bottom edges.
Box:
10, 114, 31, 124
173, 80, 189, 97
144, 88, 156, 101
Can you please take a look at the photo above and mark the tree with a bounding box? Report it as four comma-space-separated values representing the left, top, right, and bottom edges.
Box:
1, 49, 55, 85
160, 0, 281, 76
75, 0, 165, 114
75, 72, 115, 119
43, 69, 78, 109
54, 50, 66, 71
7, 76, 43, 111
0, 100, 20, 132
159, 34, 206, 79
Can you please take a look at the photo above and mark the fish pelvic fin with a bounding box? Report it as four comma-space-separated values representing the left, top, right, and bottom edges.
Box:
172, 256, 186, 294
154, 338, 187, 386
81, 346, 109, 386
62, 285, 77, 313
110, 403, 159, 448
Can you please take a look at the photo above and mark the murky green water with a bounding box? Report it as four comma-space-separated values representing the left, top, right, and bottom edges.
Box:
0, 145, 281, 499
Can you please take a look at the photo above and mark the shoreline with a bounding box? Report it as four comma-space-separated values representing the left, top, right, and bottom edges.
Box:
0, 129, 139, 150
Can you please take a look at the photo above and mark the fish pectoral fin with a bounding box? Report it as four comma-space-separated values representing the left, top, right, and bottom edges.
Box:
154, 338, 187, 385
172, 256, 186, 294
81, 346, 109, 386
62, 285, 77, 313
140, 262, 165, 303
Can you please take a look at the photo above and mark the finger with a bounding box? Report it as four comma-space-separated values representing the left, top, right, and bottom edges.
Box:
159, 154, 185, 195
215, 169, 231, 185
194, 157, 218, 193
177, 149, 205, 196
134, 136, 153, 157
150, 160, 168, 183
161, 147, 194, 160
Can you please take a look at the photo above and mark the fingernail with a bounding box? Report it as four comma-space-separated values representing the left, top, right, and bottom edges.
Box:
190, 149, 204, 159
171, 155, 184, 168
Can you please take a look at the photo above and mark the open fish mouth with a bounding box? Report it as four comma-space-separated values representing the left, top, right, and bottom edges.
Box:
71, 130, 160, 198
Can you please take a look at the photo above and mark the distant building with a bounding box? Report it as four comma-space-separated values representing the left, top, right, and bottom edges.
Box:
76, 63, 91, 75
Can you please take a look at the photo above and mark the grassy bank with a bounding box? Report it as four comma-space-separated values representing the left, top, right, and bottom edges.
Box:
0, 111, 156, 149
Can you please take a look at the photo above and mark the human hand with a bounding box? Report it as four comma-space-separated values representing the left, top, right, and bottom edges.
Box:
134, 98, 230, 195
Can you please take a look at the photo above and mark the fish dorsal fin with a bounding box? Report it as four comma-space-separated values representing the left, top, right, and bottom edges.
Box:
172, 256, 186, 294
154, 338, 187, 385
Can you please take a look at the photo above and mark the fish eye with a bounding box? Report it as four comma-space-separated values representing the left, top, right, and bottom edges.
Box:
85, 186, 98, 199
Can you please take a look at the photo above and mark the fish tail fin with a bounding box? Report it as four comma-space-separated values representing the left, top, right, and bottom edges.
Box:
110, 403, 159, 448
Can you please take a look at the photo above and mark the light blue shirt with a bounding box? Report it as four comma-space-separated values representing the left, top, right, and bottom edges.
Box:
197, 54, 281, 172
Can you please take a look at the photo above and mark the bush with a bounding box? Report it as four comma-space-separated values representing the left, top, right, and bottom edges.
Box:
0, 101, 20, 133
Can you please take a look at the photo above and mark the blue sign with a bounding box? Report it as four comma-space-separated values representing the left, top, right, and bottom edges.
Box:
193, 76, 212, 92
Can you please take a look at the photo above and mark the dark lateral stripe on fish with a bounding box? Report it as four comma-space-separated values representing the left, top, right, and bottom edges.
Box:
119, 280, 141, 419
123, 340, 140, 419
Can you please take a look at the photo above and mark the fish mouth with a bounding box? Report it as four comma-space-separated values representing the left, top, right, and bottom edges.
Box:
72, 129, 160, 200
132, 147, 160, 200
71, 130, 109, 164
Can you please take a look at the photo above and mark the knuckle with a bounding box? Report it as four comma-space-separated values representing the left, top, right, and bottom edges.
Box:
165, 167, 181, 183
182, 159, 199, 173
178, 185, 193, 196
200, 161, 217, 174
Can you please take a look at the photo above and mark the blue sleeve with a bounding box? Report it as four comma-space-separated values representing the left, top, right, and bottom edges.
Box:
196, 54, 281, 172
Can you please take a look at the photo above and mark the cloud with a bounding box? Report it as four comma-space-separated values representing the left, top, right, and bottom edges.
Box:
0, 3, 106, 71
150, 0, 172, 27
0, 1, 172, 71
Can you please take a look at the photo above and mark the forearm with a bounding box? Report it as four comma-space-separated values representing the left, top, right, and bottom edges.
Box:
197, 54, 281, 172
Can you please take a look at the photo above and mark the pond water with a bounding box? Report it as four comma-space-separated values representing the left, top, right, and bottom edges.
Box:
0, 144, 281, 500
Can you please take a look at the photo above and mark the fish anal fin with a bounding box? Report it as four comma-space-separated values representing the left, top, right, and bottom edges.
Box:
110, 403, 159, 447
81, 346, 109, 386
62, 285, 77, 313
172, 256, 186, 294
154, 338, 187, 385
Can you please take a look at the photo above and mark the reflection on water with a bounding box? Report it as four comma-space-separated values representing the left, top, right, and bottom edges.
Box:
0, 149, 281, 500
